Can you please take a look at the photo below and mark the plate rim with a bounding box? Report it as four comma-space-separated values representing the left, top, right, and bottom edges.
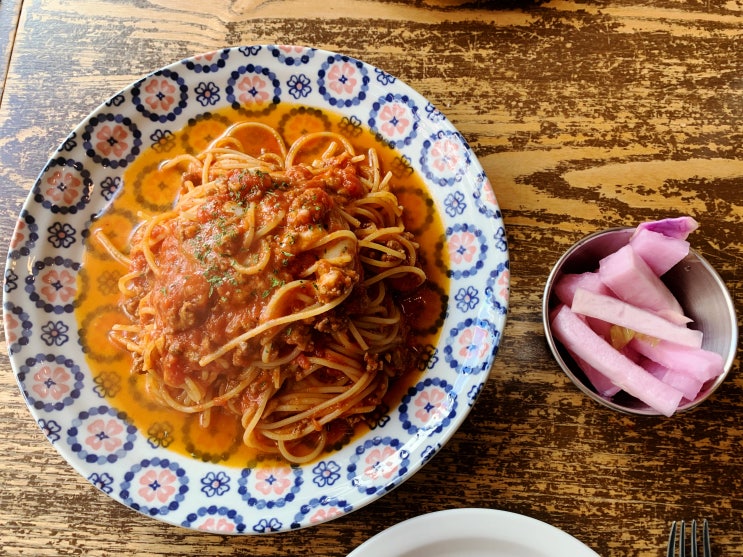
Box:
346, 508, 600, 556
3, 44, 510, 534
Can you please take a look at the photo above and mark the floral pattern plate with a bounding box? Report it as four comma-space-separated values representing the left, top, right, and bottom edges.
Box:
3, 45, 509, 534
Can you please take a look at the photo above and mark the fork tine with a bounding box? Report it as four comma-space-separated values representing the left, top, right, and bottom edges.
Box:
680, 521, 687, 557
691, 520, 698, 557
667, 521, 678, 557
702, 519, 711, 557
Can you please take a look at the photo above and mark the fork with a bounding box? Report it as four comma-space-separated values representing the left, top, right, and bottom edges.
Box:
667, 519, 712, 557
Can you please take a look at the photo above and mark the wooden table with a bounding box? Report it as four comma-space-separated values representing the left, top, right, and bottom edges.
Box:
1, 1, 741, 555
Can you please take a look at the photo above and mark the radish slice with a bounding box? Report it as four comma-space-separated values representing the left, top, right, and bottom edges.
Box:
571, 288, 703, 348
572, 352, 622, 397
632, 216, 699, 240
550, 305, 684, 416
629, 337, 724, 383
598, 244, 684, 316
644, 360, 704, 401
629, 228, 690, 276
554, 272, 611, 306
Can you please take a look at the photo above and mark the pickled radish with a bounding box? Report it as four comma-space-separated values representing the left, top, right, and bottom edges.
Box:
629, 228, 690, 276
598, 244, 684, 316
632, 216, 698, 240
571, 288, 703, 348
554, 272, 611, 306
629, 338, 724, 383
644, 360, 703, 401
550, 305, 684, 416
548, 216, 725, 415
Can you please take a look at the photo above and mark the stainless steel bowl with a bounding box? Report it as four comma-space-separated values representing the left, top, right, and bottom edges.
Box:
542, 227, 738, 415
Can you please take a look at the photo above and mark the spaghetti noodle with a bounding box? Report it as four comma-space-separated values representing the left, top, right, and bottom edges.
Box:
106, 122, 427, 463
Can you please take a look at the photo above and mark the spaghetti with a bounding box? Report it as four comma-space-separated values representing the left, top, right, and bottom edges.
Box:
106, 122, 427, 463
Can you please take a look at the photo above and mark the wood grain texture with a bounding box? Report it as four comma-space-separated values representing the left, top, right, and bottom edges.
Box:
1, 1, 742, 556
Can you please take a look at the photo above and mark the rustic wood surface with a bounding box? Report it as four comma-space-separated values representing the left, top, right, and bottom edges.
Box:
1, 0, 742, 555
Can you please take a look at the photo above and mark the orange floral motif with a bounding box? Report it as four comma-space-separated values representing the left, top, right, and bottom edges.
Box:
254, 466, 292, 496
85, 418, 124, 452
144, 78, 176, 111
498, 269, 510, 302
198, 517, 236, 533
4, 314, 18, 343
95, 125, 130, 158
45, 170, 82, 205
138, 468, 177, 503
310, 507, 342, 524
414, 388, 447, 424
458, 326, 491, 360
430, 137, 461, 172
327, 62, 358, 95
363, 446, 398, 481
448, 231, 477, 265
10, 221, 26, 249
237, 75, 270, 104
379, 103, 411, 137
32, 365, 71, 400
40, 269, 76, 303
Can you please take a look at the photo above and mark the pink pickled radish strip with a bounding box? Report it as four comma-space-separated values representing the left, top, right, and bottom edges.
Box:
644, 359, 703, 401
633, 216, 699, 240
550, 305, 684, 416
571, 351, 622, 397
554, 273, 613, 337
571, 288, 703, 348
629, 228, 690, 276
554, 272, 611, 306
598, 244, 684, 316
629, 337, 724, 382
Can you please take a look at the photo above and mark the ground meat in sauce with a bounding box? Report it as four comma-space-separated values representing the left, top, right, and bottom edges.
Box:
125, 155, 421, 400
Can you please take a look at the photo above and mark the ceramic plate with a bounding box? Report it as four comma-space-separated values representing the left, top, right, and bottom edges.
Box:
347, 508, 600, 556
3, 45, 509, 534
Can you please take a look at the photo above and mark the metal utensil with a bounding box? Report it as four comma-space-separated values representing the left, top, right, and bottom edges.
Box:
667, 520, 711, 557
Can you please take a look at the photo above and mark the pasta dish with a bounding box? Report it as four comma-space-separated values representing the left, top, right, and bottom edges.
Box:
101, 122, 428, 464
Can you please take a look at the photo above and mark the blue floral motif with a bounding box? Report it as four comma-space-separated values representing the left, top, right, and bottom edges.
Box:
89, 472, 114, 494
421, 345, 439, 370
253, 517, 282, 533
201, 471, 231, 497
47, 222, 76, 249
375, 68, 396, 86
100, 176, 121, 201
338, 115, 362, 137
4, 268, 18, 293
467, 382, 484, 405
287, 74, 311, 99
494, 225, 508, 252
60, 132, 77, 152
421, 443, 440, 463
195, 81, 220, 106
105, 94, 125, 107
238, 45, 262, 57
40, 320, 70, 346
425, 102, 445, 122
38, 418, 61, 442
4, 303, 32, 353
120, 457, 189, 516
443, 317, 501, 375
312, 460, 341, 488
454, 286, 479, 312
93, 371, 121, 398
146, 421, 174, 449
150, 129, 176, 153
444, 190, 466, 217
